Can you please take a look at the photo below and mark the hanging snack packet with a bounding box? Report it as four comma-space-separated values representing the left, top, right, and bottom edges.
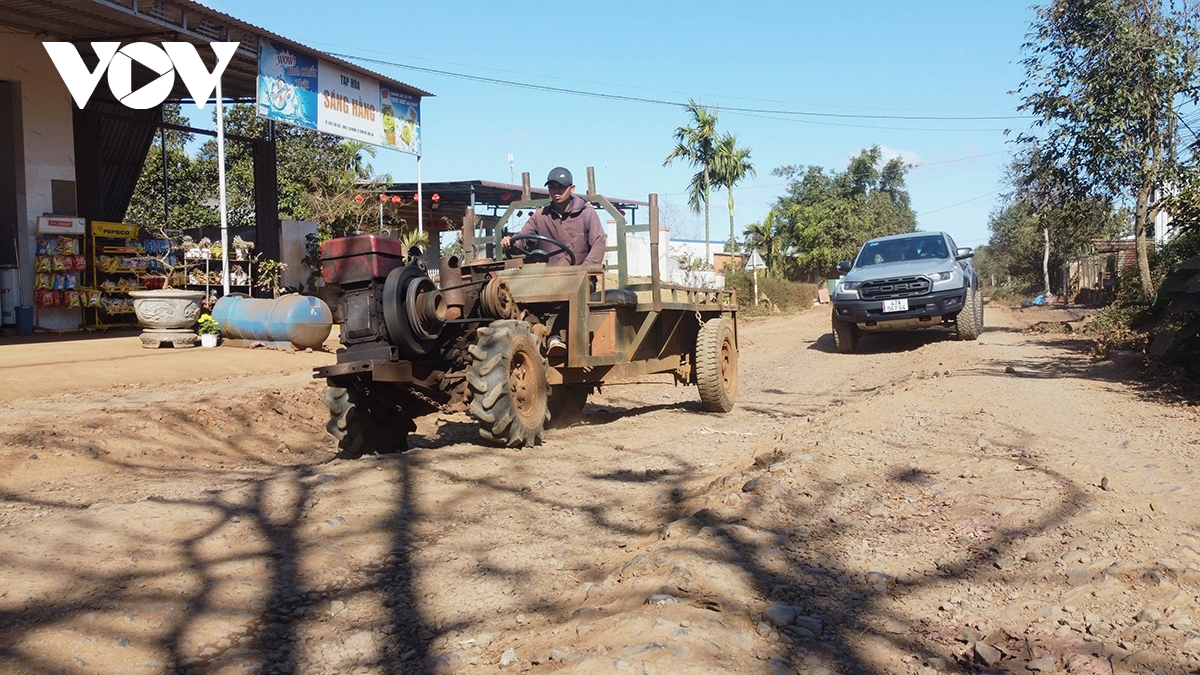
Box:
35, 256, 50, 272
35, 272, 51, 289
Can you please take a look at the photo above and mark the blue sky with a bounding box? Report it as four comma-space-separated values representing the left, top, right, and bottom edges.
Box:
199, 0, 1040, 249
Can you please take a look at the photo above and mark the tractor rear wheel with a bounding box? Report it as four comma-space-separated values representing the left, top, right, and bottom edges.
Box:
323, 386, 414, 458
695, 317, 737, 413
467, 320, 550, 446
547, 384, 590, 429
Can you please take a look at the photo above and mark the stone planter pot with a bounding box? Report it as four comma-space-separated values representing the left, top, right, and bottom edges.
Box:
129, 288, 205, 349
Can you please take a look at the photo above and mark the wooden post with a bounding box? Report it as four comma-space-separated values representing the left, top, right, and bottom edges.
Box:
586, 166, 596, 196
521, 172, 531, 201
650, 193, 662, 311
462, 205, 475, 263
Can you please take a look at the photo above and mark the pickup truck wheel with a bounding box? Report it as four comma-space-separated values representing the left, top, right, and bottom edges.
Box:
547, 384, 590, 429
976, 287, 985, 331
696, 317, 737, 412
831, 314, 859, 354
323, 386, 414, 458
956, 287, 982, 341
467, 320, 550, 446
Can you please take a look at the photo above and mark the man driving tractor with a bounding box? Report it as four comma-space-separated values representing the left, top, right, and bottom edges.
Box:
501, 166, 607, 268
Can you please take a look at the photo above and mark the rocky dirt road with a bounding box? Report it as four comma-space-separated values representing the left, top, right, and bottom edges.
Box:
1, 304, 1198, 675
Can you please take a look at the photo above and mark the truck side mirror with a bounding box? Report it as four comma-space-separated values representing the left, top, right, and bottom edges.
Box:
836, 260, 852, 273
955, 248, 974, 260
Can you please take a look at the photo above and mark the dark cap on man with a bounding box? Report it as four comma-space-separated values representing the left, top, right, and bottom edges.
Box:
545, 167, 573, 187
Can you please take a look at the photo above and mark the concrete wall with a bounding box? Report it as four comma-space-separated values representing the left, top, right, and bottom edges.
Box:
0, 33, 78, 327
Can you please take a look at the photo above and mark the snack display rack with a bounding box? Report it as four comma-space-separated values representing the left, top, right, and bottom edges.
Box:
33, 215, 87, 331
89, 221, 143, 329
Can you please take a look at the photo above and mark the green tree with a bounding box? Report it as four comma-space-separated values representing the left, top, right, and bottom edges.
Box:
1016, 0, 1200, 300
987, 150, 1128, 295
742, 207, 790, 278
664, 100, 719, 264
126, 104, 220, 233
770, 146, 916, 279
712, 132, 756, 251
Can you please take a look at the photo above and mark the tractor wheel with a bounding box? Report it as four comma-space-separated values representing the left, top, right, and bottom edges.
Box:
831, 314, 859, 354
695, 317, 737, 413
323, 386, 414, 458
547, 384, 590, 429
956, 286, 982, 341
466, 320, 550, 446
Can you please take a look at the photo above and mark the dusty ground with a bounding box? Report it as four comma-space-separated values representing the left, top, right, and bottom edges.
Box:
1, 304, 1198, 675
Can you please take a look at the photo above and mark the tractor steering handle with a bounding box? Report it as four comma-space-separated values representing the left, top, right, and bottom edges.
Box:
508, 234, 577, 266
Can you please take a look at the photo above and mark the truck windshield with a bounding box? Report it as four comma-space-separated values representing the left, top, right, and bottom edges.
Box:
855, 235, 950, 267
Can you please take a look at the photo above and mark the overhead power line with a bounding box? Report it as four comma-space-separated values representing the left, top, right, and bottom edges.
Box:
331, 52, 1028, 123
920, 189, 1003, 215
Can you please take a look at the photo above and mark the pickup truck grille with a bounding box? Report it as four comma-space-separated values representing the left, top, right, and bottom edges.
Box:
859, 276, 931, 300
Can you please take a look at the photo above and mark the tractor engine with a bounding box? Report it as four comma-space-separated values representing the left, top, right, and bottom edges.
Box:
314, 233, 531, 456
320, 233, 450, 359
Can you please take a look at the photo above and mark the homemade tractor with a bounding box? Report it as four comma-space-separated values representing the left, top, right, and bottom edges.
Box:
314, 187, 738, 455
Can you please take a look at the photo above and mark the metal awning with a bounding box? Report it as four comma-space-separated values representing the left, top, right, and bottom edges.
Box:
0, 0, 432, 102
385, 180, 648, 218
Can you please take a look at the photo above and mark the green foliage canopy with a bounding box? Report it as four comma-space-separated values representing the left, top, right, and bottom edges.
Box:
765, 145, 916, 279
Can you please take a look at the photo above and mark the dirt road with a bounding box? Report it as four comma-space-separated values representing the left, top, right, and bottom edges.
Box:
1, 304, 1198, 675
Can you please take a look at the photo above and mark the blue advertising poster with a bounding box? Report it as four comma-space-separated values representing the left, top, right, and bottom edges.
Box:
256, 41, 318, 130
380, 88, 421, 156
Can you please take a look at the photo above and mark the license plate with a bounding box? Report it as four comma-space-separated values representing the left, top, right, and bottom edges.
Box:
882, 299, 908, 313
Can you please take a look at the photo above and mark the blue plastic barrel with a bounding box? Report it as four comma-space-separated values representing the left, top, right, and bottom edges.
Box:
212, 294, 333, 349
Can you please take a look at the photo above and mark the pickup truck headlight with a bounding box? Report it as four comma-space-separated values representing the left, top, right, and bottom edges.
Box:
837, 280, 863, 293
931, 271, 953, 282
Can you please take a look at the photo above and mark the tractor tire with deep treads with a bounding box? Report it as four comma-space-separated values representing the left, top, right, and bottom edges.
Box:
956, 286, 982, 341
695, 317, 737, 413
323, 386, 415, 458
831, 314, 859, 354
466, 320, 550, 446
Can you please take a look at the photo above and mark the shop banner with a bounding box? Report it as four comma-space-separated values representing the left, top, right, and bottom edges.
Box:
256, 41, 319, 130
316, 60, 382, 146
255, 41, 421, 155
380, 88, 421, 156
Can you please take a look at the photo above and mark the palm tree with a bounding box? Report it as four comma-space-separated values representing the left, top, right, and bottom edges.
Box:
742, 208, 780, 274
712, 132, 755, 253
664, 101, 719, 263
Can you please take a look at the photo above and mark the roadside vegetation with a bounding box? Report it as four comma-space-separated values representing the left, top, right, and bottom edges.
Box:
968, 0, 1200, 379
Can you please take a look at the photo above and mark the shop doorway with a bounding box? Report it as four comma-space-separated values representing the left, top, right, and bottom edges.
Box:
0, 80, 19, 267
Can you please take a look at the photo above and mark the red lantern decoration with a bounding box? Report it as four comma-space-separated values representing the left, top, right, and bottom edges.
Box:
501, 193, 511, 201
431, 193, 440, 203
391, 195, 402, 204
379, 194, 388, 202
354, 194, 364, 203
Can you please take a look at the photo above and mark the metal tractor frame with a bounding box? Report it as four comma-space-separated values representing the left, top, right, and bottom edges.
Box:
315, 183, 738, 455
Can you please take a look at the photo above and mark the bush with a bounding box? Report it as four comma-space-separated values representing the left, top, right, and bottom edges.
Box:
1084, 303, 1149, 358
724, 268, 817, 315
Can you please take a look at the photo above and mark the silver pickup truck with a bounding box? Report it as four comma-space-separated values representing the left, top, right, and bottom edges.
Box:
830, 231, 982, 353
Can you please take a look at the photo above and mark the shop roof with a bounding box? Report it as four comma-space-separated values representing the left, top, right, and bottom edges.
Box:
0, 0, 432, 103
385, 180, 650, 212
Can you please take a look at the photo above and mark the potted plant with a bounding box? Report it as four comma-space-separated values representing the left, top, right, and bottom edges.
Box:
129, 224, 205, 348
197, 313, 220, 348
